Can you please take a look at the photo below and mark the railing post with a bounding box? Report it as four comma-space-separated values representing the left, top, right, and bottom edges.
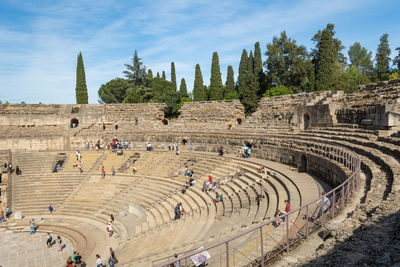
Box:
331, 190, 336, 218
286, 214, 290, 253
306, 205, 309, 237
226, 242, 229, 267
260, 226, 264, 267
341, 184, 345, 209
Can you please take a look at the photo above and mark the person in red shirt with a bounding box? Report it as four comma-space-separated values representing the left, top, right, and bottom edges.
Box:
284, 200, 291, 213
209, 176, 213, 183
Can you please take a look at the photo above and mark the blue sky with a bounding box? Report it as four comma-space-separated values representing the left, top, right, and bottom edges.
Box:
0, 0, 399, 104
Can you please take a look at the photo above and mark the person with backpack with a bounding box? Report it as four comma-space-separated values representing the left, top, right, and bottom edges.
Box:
108, 247, 117, 267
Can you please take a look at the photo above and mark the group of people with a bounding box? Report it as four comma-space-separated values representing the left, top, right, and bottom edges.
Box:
174, 203, 185, 220
3, 162, 22, 175
95, 248, 117, 267
146, 142, 153, 151
46, 232, 63, 252
238, 147, 251, 158
202, 177, 218, 193
273, 200, 291, 227
65, 250, 83, 266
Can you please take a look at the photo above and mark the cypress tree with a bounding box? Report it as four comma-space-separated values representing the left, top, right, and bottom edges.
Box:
254, 42, 264, 96
75, 52, 88, 104
193, 64, 207, 101
179, 78, 188, 97
156, 72, 160, 78
148, 69, 153, 79
208, 52, 224, 100
171, 62, 177, 90
224, 65, 235, 97
238, 49, 249, 98
162, 71, 166, 80
314, 24, 338, 91
375, 33, 391, 81
242, 51, 259, 114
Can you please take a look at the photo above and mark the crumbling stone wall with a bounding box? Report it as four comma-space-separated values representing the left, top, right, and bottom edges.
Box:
177, 100, 245, 128
105, 103, 166, 123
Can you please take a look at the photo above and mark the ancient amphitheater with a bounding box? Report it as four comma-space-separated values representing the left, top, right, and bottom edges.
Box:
1, 79, 400, 266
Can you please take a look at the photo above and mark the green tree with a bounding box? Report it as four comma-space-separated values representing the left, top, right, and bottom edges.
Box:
312, 24, 344, 91
179, 78, 188, 98
75, 52, 89, 104
171, 62, 177, 90
208, 52, 224, 100
348, 42, 373, 74
242, 52, 259, 114
156, 72, 160, 78
254, 42, 265, 96
264, 31, 310, 93
123, 50, 148, 86
193, 64, 207, 101
162, 71, 166, 80
375, 33, 391, 81
344, 65, 370, 93
263, 85, 293, 97
98, 78, 131, 103
393, 47, 400, 71
148, 69, 153, 79
123, 86, 153, 103
238, 49, 249, 98
224, 65, 236, 98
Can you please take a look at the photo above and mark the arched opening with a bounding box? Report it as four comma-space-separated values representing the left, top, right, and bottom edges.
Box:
70, 118, 79, 128
300, 154, 307, 172
236, 118, 242, 125
182, 138, 187, 145
303, 113, 310, 130
162, 119, 169, 125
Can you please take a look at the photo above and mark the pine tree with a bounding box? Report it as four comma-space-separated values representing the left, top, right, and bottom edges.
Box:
249, 51, 254, 74
123, 50, 147, 86
193, 64, 207, 101
254, 42, 264, 96
238, 49, 249, 98
148, 69, 153, 79
75, 52, 88, 104
208, 52, 224, 100
375, 33, 391, 81
179, 78, 188, 97
313, 24, 341, 91
171, 62, 177, 90
162, 71, 166, 80
224, 65, 235, 98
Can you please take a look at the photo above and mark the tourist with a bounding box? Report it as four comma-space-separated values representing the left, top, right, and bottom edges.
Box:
109, 214, 115, 223
173, 253, 180, 267
317, 195, 331, 214
228, 120, 232, 130
74, 252, 82, 267
96, 254, 104, 267
115, 122, 118, 130
238, 148, 242, 158
30, 219, 36, 234
258, 164, 264, 173
202, 181, 207, 192
15, 165, 22, 175
189, 143, 192, 151
48, 204, 53, 213
168, 143, 172, 151
103, 122, 106, 130
66, 256, 73, 267
211, 182, 218, 191
247, 148, 251, 158
218, 146, 224, 156
46, 232, 53, 247
274, 210, 285, 227
284, 200, 291, 213
56, 164, 61, 172
8, 162, 13, 174
6, 207, 10, 218
179, 203, 184, 215
135, 118, 138, 125
215, 192, 220, 202
0, 210, 5, 223
176, 149, 180, 155
208, 176, 213, 183
174, 204, 180, 220
101, 166, 105, 178
220, 194, 224, 202
106, 222, 113, 238
78, 161, 83, 173
132, 166, 137, 175
184, 168, 189, 177
56, 236, 62, 252
109, 247, 117, 267
112, 166, 115, 176
0, 173, 2, 183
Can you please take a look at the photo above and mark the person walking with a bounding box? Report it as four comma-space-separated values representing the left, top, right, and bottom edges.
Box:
30, 219, 35, 234
108, 247, 117, 267
56, 236, 62, 252
101, 166, 105, 178
112, 166, 115, 176
46, 232, 53, 247
96, 254, 104, 267
74, 252, 82, 267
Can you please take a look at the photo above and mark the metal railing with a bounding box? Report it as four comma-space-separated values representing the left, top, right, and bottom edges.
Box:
153, 144, 361, 267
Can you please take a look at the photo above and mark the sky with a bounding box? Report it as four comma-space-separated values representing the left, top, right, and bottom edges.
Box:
0, 0, 399, 104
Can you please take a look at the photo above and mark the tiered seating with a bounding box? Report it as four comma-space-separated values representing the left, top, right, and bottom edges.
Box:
63, 151, 103, 173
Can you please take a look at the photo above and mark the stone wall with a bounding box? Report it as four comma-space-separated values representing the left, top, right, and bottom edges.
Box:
176, 100, 245, 129
105, 103, 166, 123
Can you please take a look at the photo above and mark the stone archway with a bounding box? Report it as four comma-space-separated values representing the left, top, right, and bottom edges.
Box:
70, 118, 79, 128
303, 113, 310, 130
162, 119, 169, 125
237, 118, 242, 125
300, 154, 308, 172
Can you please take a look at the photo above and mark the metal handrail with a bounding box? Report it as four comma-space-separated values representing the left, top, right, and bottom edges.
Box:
153, 144, 361, 267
